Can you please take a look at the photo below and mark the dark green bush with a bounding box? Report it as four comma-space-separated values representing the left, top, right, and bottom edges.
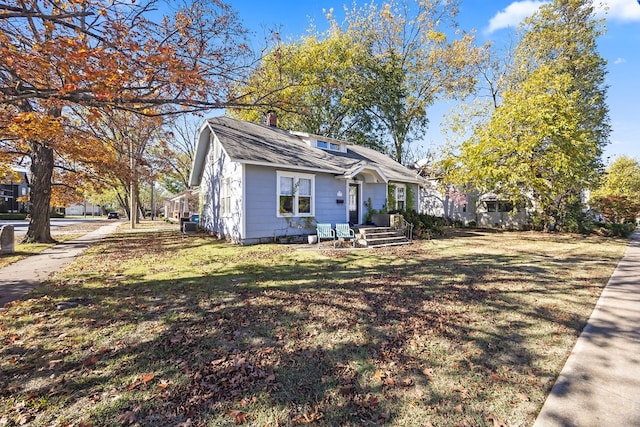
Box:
392, 210, 445, 239
0, 213, 28, 220
598, 222, 637, 238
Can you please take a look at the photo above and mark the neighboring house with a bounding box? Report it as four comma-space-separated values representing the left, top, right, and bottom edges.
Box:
419, 180, 528, 228
165, 189, 199, 221
188, 115, 422, 244
0, 166, 29, 213
66, 202, 103, 216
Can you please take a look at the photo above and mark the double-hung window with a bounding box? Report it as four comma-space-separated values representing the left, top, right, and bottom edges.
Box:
220, 177, 231, 216
277, 171, 314, 217
396, 185, 406, 210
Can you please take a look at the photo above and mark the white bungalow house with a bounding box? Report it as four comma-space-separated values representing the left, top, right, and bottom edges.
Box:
419, 177, 528, 228
188, 115, 422, 244
164, 189, 199, 221
414, 160, 529, 228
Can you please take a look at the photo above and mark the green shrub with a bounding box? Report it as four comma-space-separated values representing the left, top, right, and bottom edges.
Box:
393, 210, 445, 239
602, 222, 636, 238
0, 213, 28, 220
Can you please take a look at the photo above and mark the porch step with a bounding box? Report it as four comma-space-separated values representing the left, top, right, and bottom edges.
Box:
355, 226, 412, 248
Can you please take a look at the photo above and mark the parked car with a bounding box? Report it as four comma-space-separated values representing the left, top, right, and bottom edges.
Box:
107, 212, 120, 219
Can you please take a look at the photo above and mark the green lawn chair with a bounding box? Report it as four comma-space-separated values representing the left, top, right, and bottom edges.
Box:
335, 223, 356, 247
316, 223, 335, 248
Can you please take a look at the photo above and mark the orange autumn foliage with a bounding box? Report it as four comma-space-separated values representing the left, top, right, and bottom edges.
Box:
0, 0, 250, 242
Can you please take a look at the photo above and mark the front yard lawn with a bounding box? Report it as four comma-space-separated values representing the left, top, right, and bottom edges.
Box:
0, 228, 628, 426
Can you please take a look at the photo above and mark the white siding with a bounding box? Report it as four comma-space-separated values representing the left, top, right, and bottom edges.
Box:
200, 136, 244, 242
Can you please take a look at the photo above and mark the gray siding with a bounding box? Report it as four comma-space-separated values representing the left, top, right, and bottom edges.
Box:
244, 165, 279, 241
313, 174, 349, 224
363, 182, 387, 212
243, 165, 352, 243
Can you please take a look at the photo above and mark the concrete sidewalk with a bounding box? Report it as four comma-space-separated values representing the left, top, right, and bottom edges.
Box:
534, 232, 640, 427
0, 221, 121, 307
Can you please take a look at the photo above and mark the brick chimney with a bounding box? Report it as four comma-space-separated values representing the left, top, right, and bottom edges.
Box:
266, 110, 277, 127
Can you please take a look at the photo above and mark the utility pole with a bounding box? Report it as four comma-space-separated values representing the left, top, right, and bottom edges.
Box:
150, 180, 155, 221
129, 138, 136, 229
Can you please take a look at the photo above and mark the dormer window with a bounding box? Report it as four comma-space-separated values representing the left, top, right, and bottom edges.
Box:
316, 140, 342, 151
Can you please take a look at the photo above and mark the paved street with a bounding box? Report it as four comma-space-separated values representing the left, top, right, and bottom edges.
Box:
0, 217, 109, 240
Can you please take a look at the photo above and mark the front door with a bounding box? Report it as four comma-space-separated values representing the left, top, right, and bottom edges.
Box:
349, 184, 359, 225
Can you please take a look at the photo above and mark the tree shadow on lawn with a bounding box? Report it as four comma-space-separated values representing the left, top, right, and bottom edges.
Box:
0, 237, 622, 426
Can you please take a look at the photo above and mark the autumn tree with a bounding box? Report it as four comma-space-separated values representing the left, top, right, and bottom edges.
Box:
342, 0, 481, 163
447, 0, 609, 230
590, 156, 640, 223
233, 0, 481, 164
79, 109, 167, 227
231, 26, 386, 150
156, 114, 199, 195
0, 0, 250, 242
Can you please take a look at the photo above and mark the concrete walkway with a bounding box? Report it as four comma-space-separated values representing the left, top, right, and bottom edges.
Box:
0, 221, 121, 307
534, 232, 640, 427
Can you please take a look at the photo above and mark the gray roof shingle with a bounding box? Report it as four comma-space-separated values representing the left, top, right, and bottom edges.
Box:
191, 116, 420, 185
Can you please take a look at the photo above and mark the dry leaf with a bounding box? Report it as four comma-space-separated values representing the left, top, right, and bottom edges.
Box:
141, 372, 155, 384
82, 356, 99, 367
488, 414, 508, 427
226, 409, 247, 425
401, 378, 414, 387
117, 411, 136, 425
15, 412, 32, 425
48, 359, 64, 369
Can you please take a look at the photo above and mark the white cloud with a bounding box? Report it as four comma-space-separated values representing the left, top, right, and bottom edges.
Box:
595, 0, 640, 23
487, 0, 640, 34
614, 57, 627, 64
487, 1, 548, 33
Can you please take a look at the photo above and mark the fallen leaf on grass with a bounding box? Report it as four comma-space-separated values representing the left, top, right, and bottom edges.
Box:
141, 372, 155, 383
128, 372, 155, 390
292, 409, 323, 424
82, 356, 99, 367
226, 409, 247, 424
400, 378, 414, 387
48, 359, 64, 369
117, 411, 136, 425
14, 412, 32, 425
488, 414, 508, 427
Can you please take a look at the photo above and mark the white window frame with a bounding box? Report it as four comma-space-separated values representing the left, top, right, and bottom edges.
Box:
276, 171, 315, 217
220, 177, 231, 216
316, 140, 343, 152
395, 184, 406, 210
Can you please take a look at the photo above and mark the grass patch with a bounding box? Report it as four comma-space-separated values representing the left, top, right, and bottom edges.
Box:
0, 229, 629, 426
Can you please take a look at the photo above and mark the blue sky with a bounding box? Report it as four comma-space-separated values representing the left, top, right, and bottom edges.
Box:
228, 0, 640, 164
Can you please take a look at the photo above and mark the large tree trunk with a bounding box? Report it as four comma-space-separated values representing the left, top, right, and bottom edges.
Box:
23, 140, 55, 243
